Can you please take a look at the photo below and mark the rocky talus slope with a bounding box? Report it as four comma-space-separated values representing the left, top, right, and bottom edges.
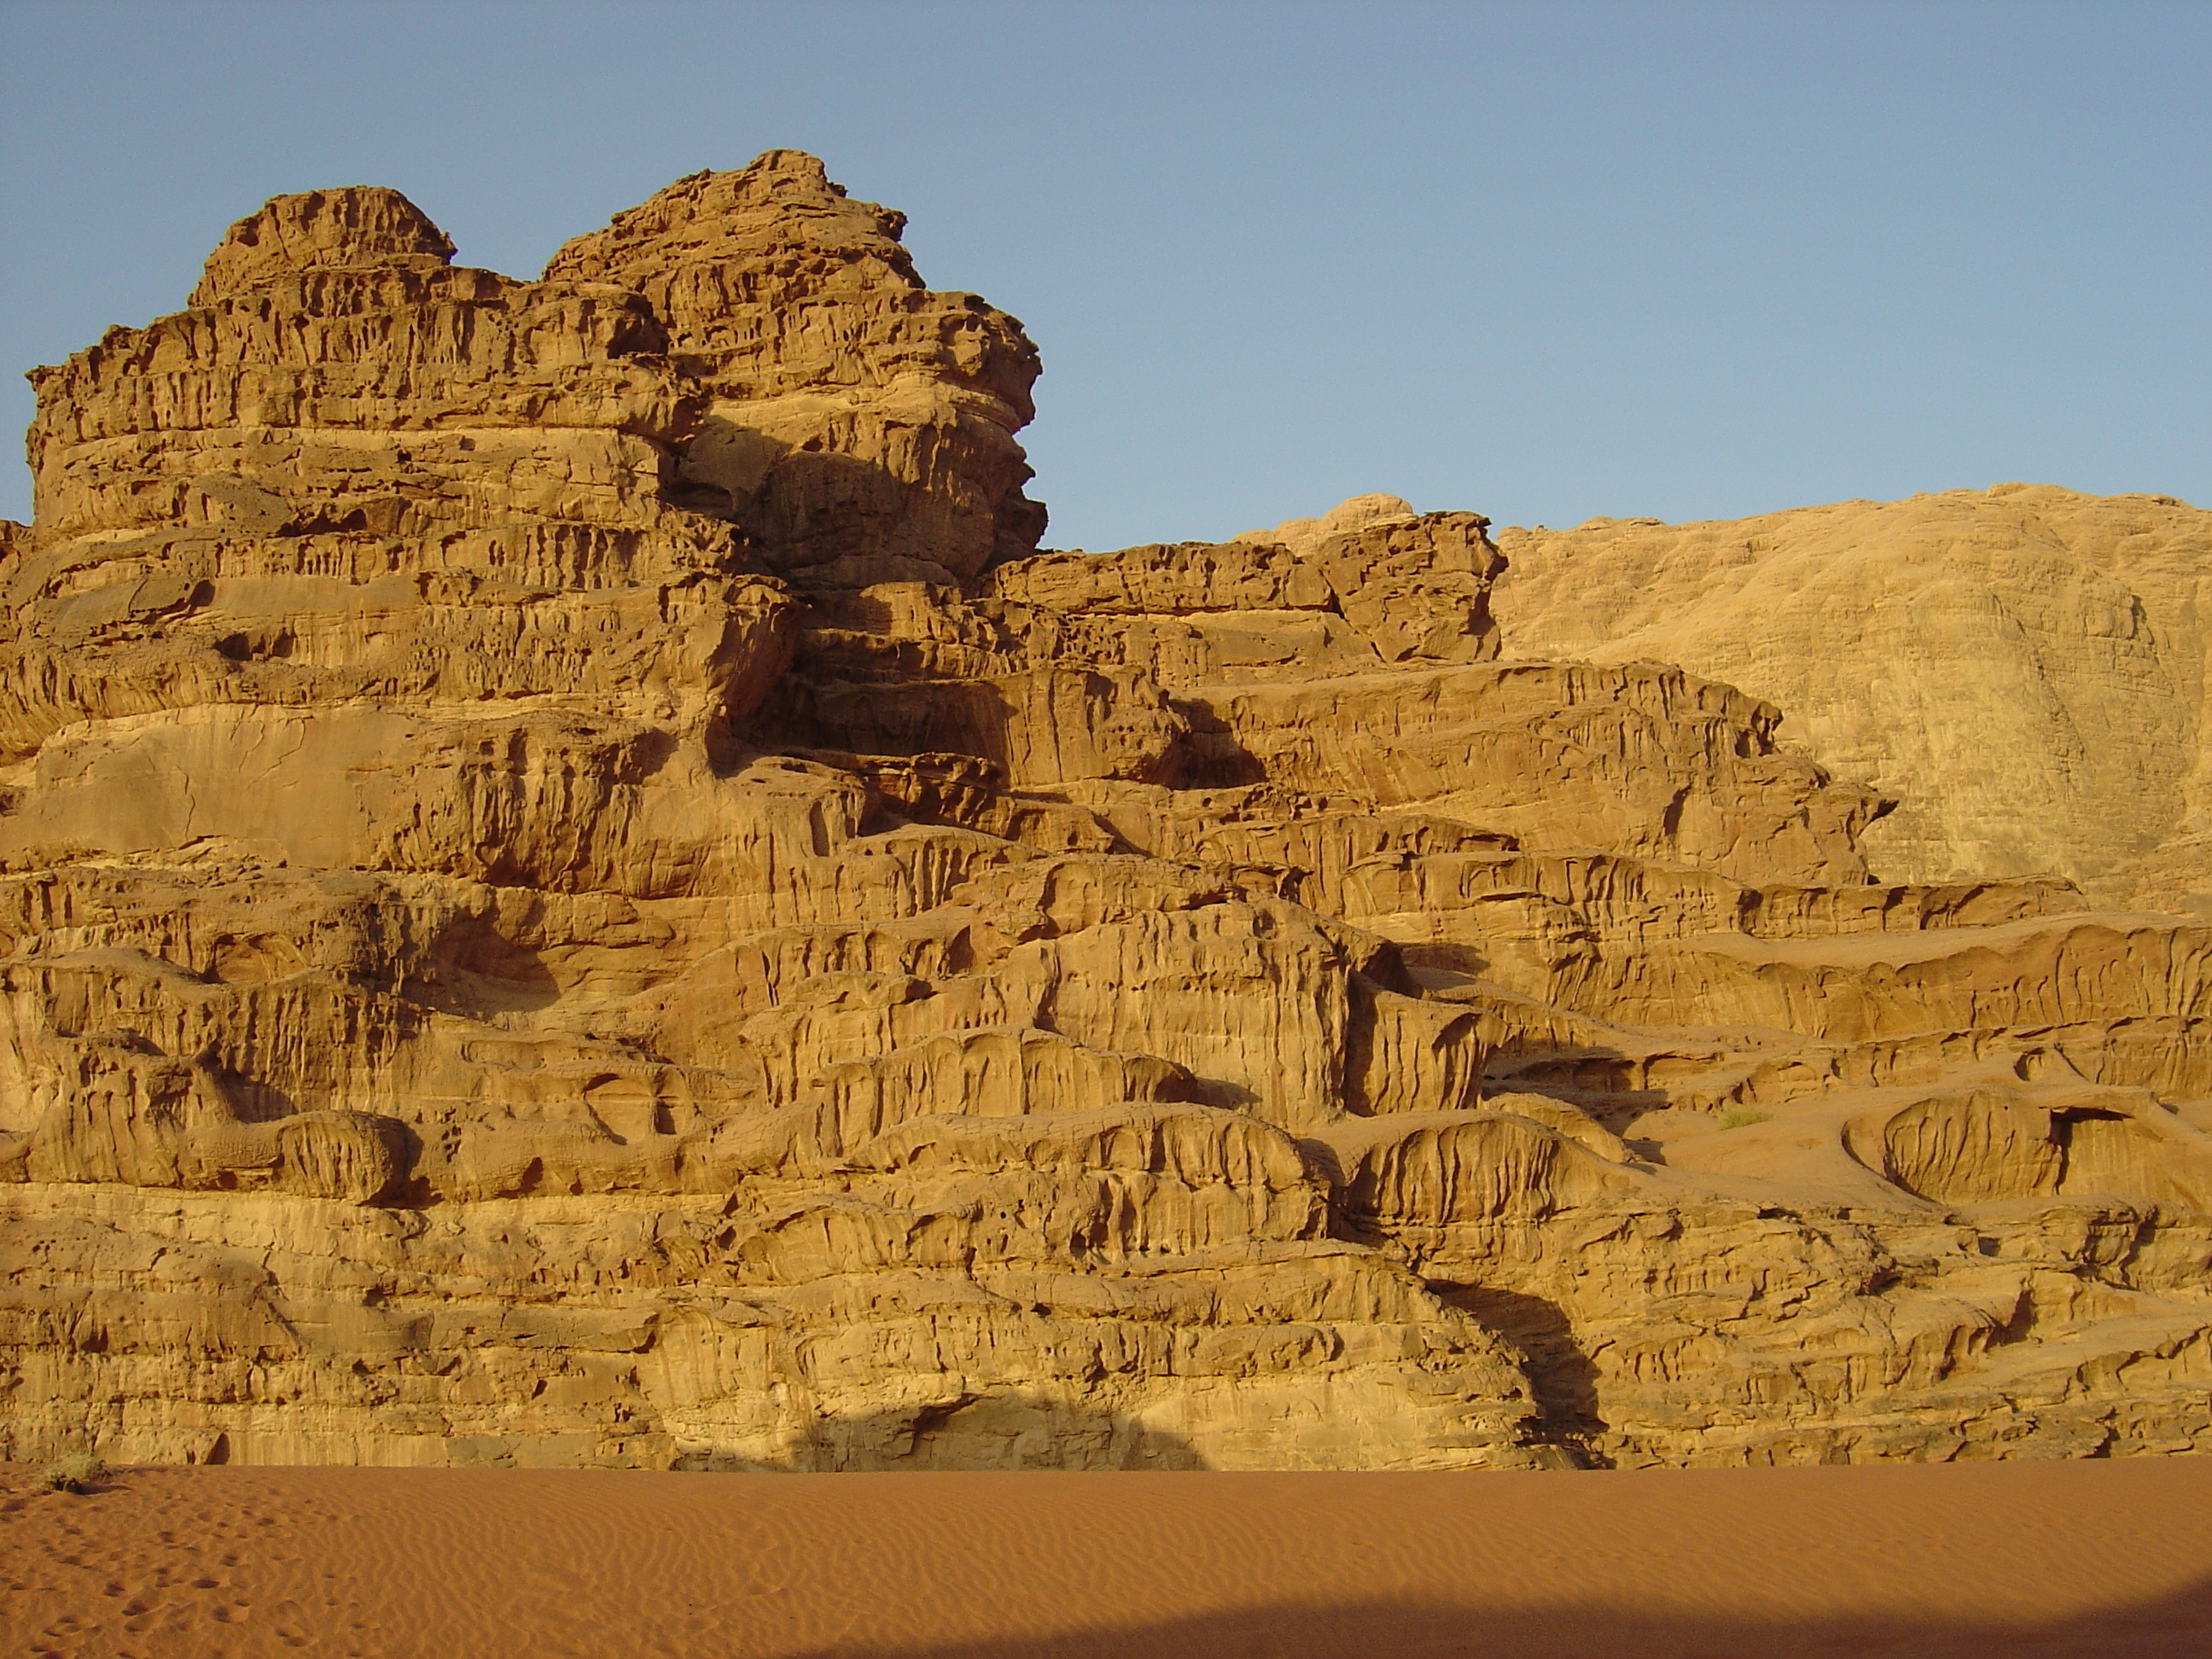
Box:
2, 154, 2207, 1470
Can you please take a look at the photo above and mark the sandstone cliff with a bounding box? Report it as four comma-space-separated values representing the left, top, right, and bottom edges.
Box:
1, 155, 2207, 1471
1492, 488, 2212, 919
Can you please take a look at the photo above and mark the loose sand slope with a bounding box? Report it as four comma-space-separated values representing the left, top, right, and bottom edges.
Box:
3, 1462, 2209, 1658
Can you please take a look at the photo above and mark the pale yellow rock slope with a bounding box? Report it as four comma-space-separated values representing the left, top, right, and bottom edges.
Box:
1491, 487, 2211, 917
1, 158, 2207, 1474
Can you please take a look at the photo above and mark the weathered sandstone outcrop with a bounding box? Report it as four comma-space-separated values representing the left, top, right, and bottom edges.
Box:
1, 158, 2206, 1472
542, 151, 1045, 586
1493, 487, 2212, 919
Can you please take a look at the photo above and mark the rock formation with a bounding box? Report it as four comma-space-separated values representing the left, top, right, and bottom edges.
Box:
1234, 492, 1417, 559
1492, 489, 2212, 919
1, 154, 2207, 1471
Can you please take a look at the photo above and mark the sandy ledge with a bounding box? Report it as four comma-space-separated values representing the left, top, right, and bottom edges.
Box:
3, 1458, 2208, 1658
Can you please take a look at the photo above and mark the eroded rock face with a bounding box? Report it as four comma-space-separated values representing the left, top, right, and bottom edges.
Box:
1493, 487, 2212, 918
543, 150, 1046, 587
2, 162, 2208, 1473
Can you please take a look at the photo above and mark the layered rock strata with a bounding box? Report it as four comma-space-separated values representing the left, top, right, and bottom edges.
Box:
2, 156, 2207, 1470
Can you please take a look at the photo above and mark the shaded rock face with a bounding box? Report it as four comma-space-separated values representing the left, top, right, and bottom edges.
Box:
543, 151, 1046, 586
2, 160, 2208, 1474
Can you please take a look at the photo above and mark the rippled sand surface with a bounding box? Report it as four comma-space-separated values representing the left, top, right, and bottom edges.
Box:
3, 1459, 2208, 1657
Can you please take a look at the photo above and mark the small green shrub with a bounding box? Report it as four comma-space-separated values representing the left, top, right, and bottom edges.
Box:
1716, 1108, 1773, 1132
37, 1451, 107, 1493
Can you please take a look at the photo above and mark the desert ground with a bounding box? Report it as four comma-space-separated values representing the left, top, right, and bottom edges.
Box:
3, 1459, 2208, 1658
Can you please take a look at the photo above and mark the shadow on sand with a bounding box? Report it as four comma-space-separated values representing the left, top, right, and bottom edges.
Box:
783, 1579, 2212, 1659
678, 1395, 1212, 1473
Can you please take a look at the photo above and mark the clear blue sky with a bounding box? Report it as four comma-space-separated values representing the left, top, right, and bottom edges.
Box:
2, 0, 2205, 549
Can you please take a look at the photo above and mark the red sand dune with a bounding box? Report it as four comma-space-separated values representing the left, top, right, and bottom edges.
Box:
3, 1460, 2208, 1658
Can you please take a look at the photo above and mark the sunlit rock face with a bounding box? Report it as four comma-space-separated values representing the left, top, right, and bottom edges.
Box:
1, 156, 2207, 1474
543, 149, 1047, 588
1493, 487, 2212, 920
